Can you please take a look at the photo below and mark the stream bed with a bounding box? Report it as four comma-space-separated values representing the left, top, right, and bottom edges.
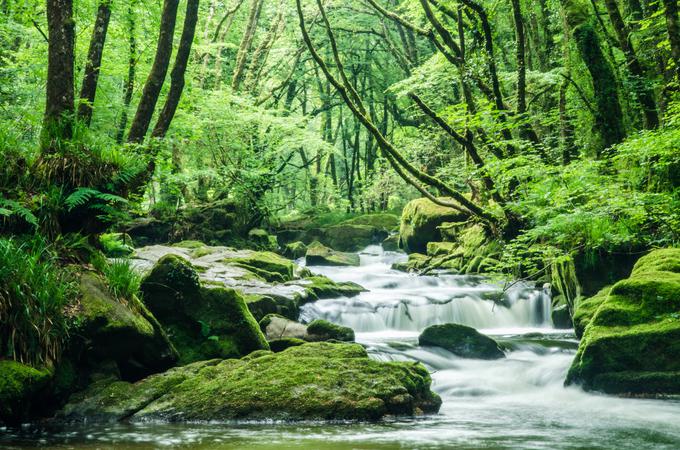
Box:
2, 246, 680, 449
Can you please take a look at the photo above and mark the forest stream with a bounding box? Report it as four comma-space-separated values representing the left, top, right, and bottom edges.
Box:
2, 245, 680, 450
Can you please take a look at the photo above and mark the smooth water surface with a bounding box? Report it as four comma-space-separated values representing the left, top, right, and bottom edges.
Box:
3, 246, 680, 449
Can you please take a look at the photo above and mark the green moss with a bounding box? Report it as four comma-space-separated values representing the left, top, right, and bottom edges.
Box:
172, 240, 208, 249
140, 257, 269, 365
322, 223, 386, 252
283, 241, 307, 259
229, 251, 295, 282
572, 286, 611, 339
399, 197, 468, 254
305, 241, 360, 267
419, 323, 505, 359
302, 276, 365, 301
0, 360, 51, 425
306, 319, 355, 342
566, 248, 680, 395
99, 233, 134, 257
268, 337, 306, 352
340, 213, 400, 231
61, 342, 441, 422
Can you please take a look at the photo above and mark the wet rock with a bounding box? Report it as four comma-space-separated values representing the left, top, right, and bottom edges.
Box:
243, 294, 278, 321
259, 314, 308, 340
305, 241, 360, 267
77, 273, 178, 380
228, 251, 296, 283
299, 275, 365, 301
566, 248, 680, 396
322, 223, 387, 252
306, 319, 355, 342
399, 198, 468, 254
283, 241, 307, 259
247, 228, 278, 250
382, 234, 400, 251
551, 304, 573, 329
59, 342, 441, 422
572, 286, 611, 339
0, 361, 51, 425
419, 323, 505, 359
268, 337, 306, 352
140, 255, 269, 365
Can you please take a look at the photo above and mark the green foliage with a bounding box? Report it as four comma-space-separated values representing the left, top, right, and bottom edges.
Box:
0, 237, 77, 366
92, 255, 142, 304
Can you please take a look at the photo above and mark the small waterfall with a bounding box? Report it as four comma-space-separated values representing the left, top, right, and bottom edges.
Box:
300, 246, 553, 333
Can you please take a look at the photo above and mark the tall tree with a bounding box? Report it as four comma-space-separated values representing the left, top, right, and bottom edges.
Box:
77, 0, 112, 126
152, 0, 201, 138
127, 0, 180, 143
116, 2, 137, 143
232, 0, 264, 91
42, 0, 75, 151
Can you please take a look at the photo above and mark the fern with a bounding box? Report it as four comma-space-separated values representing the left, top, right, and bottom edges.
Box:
65, 188, 127, 211
0, 198, 38, 227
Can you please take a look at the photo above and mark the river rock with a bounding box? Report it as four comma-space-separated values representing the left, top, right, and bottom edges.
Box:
0, 361, 51, 426
260, 314, 309, 340
572, 286, 611, 338
322, 223, 388, 252
76, 273, 178, 380
419, 323, 505, 359
283, 241, 307, 259
306, 319, 355, 342
399, 197, 468, 254
140, 255, 269, 365
58, 342, 441, 422
566, 248, 680, 396
305, 241, 360, 267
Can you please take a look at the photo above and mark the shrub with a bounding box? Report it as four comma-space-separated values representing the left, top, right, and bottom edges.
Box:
0, 237, 76, 366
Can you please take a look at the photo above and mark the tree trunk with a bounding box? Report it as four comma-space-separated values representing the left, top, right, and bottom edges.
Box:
116, 3, 136, 143
127, 0, 180, 144
662, 0, 680, 81
511, 0, 540, 144
603, 0, 659, 128
152, 0, 200, 138
42, 0, 75, 151
78, 1, 112, 126
232, 0, 264, 91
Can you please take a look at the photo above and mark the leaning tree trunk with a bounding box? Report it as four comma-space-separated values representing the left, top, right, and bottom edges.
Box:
152, 0, 200, 138
78, 0, 112, 126
231, 0, 264, 91
127, 0, 180, 143
42, 0, 75, 151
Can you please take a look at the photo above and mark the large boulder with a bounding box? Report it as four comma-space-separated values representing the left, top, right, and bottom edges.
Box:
399, 198, 468, 254
566, 248, 680, 395
0, 361, 51, 425
140, 255, 269, 365
59, 342, 441, 422
322, 224, 387, 252
572, 286, 611, 338
76, 273, 178, 381
419, 323, 505, 359
305, 241, 360, 267
260, 314, 309, 340
300, 275, 365, 300
229, 251, 296, 283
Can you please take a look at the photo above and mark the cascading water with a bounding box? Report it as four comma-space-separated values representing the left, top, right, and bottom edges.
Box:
300, 245, 553, 333
4, 245, 680, 449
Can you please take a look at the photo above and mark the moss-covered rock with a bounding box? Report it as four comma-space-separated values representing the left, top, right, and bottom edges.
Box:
343, 213, 400, 230
301, 275, 365, 301
551, 304, 573, 329
419, 323, 505, 359
0, 361, 51, 425
305, 241, 360, 267
247, 228, 278, 250
572, 286, 611, 338
140, 256, 269, 365
283, 241, 307, 259
60, 342, 441, 422
244, 294, 278, 322
566, 248, 680, 395
77, 273, 178, 381
322, 223, 387, 252
229, 251, 295, 283
399, 198, 469, 254
306, 319, 355, 342
99, 233, 134, 257
382, 234, 400, 251
268, 337, 306, 352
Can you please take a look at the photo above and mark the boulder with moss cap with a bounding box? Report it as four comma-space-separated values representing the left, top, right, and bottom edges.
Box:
140, 254, 269, 365
566, 248, 680, 395
59, 342, 441, 422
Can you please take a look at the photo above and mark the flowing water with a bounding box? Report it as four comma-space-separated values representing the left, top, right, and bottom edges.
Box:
3, 246, 680, 449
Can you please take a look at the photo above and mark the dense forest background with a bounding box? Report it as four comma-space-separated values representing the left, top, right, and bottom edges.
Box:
1, 0, 680, 363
